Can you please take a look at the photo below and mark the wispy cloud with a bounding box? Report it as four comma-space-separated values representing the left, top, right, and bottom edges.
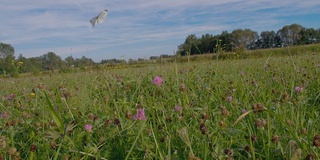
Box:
1, 0, 319, 61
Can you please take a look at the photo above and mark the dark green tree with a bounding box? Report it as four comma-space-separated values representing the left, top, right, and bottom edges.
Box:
277, 24, 304, 46
41, 52, 64, 71
230, 29, 259, 50
259, 31, 277, 48
0, 43, 15, 74
178, 34, 201, 55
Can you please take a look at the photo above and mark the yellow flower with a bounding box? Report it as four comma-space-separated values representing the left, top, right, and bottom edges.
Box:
30, 93, 35, 96
18, 61, 23, 65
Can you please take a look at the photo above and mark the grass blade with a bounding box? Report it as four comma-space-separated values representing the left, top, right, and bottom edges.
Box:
44, 91, 64, 133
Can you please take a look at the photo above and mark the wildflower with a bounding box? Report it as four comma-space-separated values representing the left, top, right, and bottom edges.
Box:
301, 128, 307, 135
250, 135, 258, 142
281, 92, 290, 102
295, 86, 303, 93
85, 124, 92, 132
174, 106, 182, 112
201, 112, 210, 120
152, 76, 162, 86
227, 96, 233, 103
114, 118, 120, 126
30, 144, 37, 152
180, 83, 186, 91
18, 61, 23, 65
272, 135, 280, 143
220, 106, 230, 117
255, 119, 263, 128
244, 145, 250, 152
252, 103, 264, 113
133, 108, 146, 121
306, 154, 316, 160
50, 141, 57, 149
241, 109, 247, 114
126, 111, 132, 119
30, 93, 35, 96
7, 94, 16, 101
1, 111, 9, 119
313, 134, 320, 147
200, 122, 208, 135
224, 148, 233, 156
88, 113, 95, 120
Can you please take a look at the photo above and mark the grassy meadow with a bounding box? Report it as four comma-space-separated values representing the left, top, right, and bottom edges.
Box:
0, 47, 320, 159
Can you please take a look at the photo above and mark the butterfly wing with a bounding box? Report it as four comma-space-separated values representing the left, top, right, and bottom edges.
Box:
97, 10, 108, 23
90, 16, 98, 27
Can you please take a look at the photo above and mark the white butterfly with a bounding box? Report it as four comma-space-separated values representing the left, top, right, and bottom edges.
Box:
90, 9, 108, 27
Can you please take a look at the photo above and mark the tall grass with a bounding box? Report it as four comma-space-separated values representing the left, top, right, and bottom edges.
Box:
0, 48, 319, 159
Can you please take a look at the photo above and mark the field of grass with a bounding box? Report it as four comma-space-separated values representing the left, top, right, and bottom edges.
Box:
0, 48, 319, 159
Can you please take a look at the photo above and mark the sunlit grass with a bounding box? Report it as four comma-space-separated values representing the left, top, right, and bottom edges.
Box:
0, 49, 319, 159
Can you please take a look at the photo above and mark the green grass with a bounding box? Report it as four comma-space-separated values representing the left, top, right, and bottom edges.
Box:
0, 48, 319, 159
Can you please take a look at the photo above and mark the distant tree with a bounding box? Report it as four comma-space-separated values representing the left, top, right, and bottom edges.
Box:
178, 34, 201, 55
41, 52, 64, 71
298, 28, 320, 44
198, 34, 216, 53
218, 31, 233, 52
149, 56, 159, 60
75, 56, 94, 67
2, 54, 16, 75
0, 43, 15, 74
259, 31, 277, 48
65, 55, 75, 66
16, 54, 28, 73
0, 43, 14, 59
230, 29, 259, 50
277, 24, 304, 46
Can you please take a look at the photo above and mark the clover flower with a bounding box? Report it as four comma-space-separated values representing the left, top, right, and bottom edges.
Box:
133, 108, 146, 121
174, 106, 182, 112
295, 86, 303, 93
85, 124, 93, 132
152, 76, 162, 86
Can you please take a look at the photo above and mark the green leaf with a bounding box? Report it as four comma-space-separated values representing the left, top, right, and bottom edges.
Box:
44, 91, 64, 133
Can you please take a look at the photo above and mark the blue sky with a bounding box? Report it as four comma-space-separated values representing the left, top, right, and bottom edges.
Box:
1, 0, 320, 62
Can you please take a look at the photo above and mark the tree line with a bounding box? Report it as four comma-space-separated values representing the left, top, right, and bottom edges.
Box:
177, 24, 320, 55
0, 23, 319, 76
